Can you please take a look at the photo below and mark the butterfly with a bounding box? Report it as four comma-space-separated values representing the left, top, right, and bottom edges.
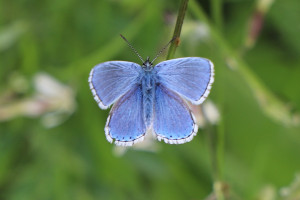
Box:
88, 35, 214, 146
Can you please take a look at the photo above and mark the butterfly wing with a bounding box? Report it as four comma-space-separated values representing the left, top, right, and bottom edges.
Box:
105, 86, 146, 146
154, 57, 214, 104
89, 61, 142, 109
153, 85, 198, 144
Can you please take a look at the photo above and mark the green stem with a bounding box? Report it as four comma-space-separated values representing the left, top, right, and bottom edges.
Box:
211, 0, 223, 31
166, 0, 189, 60
205, 113, 225, 200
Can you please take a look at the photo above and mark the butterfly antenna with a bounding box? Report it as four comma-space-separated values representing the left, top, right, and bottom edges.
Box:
151, 37, 176, 63
120, 34, 145, 63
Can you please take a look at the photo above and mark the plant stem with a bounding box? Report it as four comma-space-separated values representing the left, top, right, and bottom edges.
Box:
204, 112, 225, 200
211, 0, 223, 31
166, 0, 189, 60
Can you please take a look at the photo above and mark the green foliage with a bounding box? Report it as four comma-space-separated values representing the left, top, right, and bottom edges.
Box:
0, 0, 300, 199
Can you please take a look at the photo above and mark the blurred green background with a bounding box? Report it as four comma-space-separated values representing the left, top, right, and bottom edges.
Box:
1, 0, 300, 199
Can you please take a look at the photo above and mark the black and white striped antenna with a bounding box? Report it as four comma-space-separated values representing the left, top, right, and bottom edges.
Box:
151, 37, 176, 63
120, 34, 176, 64
120, 34, 145, 63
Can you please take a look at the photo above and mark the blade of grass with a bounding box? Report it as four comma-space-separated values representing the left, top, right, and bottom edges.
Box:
58, 1, 158, 82
211, 0, 223, 31
189, 0, 299, 127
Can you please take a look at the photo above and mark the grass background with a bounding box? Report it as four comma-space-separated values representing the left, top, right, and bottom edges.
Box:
1, 0, 300, 199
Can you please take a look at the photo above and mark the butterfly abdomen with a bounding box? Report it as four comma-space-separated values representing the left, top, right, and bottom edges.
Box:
142, 72, 156, 128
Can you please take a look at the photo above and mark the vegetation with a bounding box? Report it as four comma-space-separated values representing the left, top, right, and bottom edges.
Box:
0, 0, 300, 199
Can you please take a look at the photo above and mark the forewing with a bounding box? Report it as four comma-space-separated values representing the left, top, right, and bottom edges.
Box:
154, 57, 214, 104
89, 61, 142, 109
153, 85, 198, 144
105, 86, 146, 146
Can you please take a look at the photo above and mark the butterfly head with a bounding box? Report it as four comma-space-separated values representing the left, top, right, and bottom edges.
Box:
142, 56, 153, 71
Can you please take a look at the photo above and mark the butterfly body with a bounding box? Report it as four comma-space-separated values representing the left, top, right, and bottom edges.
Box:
141, 65, 156, 128
89, 57, 214, 146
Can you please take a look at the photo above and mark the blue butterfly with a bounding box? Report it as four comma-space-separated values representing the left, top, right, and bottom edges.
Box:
88, 35, 214, 146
